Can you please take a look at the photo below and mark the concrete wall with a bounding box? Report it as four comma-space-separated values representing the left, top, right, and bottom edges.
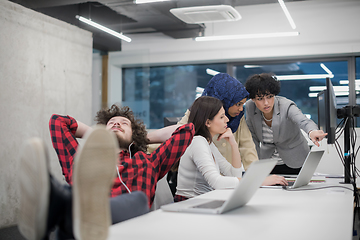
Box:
92, 53, 103, 122
0, 0, 93, 228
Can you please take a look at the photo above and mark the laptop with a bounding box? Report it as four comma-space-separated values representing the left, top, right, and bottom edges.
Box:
160, 159, 277, 214
272, 150, 325, 189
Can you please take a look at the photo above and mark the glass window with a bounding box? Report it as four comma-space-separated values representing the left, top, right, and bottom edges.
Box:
122, 63, 226, 129
234, 60, 348, 125
122, 58, 354, 129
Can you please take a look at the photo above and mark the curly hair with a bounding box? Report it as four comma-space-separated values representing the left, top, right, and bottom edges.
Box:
245, 73, 281, 99
94, 104, 149, 153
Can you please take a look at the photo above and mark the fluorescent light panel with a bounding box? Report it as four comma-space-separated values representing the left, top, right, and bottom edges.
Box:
309, 85, 357, 98
206, 68, 220, 76
340, 79, 360, 85
309, 86, 349, 92
244, 65, 262, 68
278, 0, 296, 29
76, 15, 131, 42
195, 31, 299, 41
196, 86, 204, 99
276, 74, 333, 80
320, 63, 333, 75
309, 92, 350, 98
309, 86, 326, 91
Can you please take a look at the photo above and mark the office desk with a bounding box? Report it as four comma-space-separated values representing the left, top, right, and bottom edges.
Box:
108, 181, 354, 240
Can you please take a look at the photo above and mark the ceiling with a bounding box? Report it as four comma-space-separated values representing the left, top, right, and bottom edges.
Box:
9, 0, 304, 52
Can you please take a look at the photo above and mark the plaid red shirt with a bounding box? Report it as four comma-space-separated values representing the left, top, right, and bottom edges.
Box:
49, 114, 194, 207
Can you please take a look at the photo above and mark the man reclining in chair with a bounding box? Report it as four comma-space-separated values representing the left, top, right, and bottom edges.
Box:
18, 104, 194, 240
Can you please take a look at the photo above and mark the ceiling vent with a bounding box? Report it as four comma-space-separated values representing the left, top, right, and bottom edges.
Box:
170, 5, 241, 24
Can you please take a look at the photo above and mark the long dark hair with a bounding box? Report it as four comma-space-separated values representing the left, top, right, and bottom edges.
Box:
188, 96, 223, 143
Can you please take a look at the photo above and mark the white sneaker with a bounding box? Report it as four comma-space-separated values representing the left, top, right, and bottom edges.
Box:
72, 125, 118, 240
18, 138, 50, 240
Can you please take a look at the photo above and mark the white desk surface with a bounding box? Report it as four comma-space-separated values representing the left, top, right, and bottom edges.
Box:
107, 180, 354, 240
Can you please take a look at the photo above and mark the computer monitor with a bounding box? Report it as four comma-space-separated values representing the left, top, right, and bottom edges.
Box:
317, 77, 337, 144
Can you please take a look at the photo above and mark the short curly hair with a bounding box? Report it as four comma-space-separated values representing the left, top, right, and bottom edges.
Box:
95, 104, 149, 153
245, 73, 281, 99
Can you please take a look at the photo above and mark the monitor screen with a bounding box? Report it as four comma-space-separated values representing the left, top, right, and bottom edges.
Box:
317, 90, 326, 132
317, 77, 337, 144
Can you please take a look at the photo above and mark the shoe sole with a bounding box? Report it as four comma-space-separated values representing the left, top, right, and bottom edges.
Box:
72, 126, 118, 240
18, 138, 49, 240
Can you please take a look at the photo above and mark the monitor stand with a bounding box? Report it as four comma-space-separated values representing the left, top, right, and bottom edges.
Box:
337, 105, 360, 184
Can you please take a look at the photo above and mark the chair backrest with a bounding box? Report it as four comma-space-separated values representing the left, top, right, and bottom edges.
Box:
150, 174, 174, 211
164, 117, 182, 127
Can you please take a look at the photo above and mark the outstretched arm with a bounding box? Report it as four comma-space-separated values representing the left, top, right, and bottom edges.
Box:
147, 109, 189, 144
287, 103, 326, 147
148, 123, 195, 180
309, 130, 328, 147
147, 125, 180, 144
